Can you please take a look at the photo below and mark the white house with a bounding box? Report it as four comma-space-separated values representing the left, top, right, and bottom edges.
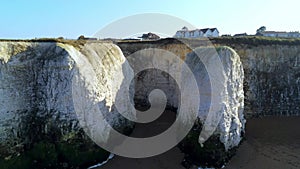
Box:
288, 32, 300, 38
260, 31, 300, 38
174, 27, 219, 38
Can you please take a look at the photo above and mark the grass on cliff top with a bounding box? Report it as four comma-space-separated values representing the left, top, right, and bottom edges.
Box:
117, 36, 300, 47
0, 38, 113, 49
2, 36, 300, 47
210, 36, 300, 46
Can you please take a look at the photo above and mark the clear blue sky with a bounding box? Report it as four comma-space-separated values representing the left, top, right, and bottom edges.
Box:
1, 0, 299, 39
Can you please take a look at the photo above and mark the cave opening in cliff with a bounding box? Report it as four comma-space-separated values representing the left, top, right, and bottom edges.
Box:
129, 68, 180, 138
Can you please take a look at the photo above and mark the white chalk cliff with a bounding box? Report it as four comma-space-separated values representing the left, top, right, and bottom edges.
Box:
0, 41, 244, 160
0, 41, 134, 157
185, 47, 245, 150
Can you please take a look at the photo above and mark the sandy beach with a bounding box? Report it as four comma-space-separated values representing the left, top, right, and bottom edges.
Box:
97, 116, 300, 169
224, 116, 300, 169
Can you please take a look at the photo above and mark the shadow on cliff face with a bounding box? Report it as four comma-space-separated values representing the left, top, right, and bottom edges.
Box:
0, 41, 245, 169
0, 42, 112, 169
108, 45, 242, 169
131, 68, 179, 138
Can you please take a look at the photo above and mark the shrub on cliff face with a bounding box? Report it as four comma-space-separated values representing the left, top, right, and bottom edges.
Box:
0, 109, 110, 169
0, 137, 110, 169
179, 129, 237, 168
0, 142, 58, 169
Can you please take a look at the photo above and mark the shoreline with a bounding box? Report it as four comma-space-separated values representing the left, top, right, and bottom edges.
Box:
96, 116, 300, 169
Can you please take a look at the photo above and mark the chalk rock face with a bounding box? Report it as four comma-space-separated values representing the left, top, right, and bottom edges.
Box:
0, 42, 76, 157
0, 40, 245, 168
130, 46, 245, 150
180, 46, 245, 167
195, 47, 245, 150
0, 42, 133, 159
232, 45, 300, 116
215, 47, 245, 150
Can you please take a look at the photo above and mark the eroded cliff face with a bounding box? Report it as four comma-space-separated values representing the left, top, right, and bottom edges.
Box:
117, 41, 245, 167
230, 45, 300, 116
3, 38, 298, 168
0, 42, 77, 156
118, 39, 300, 117
191, 47, 244, 150
179, 47, 245, 168
126, 46, 245, 149
0, 40, 245, 168
0, 41, 134, 168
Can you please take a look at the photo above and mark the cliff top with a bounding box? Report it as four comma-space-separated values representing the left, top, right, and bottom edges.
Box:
210, 36, 300, 46
1, 36, 300, 47
117, 36, 300, 46
0, 38, 113, 49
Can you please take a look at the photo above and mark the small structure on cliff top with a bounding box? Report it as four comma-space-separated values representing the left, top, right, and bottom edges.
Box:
139, 32, 160, 40
234, 33, 248, 37
78, 35, 98, 40
256, 26, 300, 38
174, 26, 219, 38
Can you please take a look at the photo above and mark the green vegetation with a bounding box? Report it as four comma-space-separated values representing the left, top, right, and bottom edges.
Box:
211, 36, 300, 46
0, 38, 112, 49
0, 140, 110, 169
179, 130, 237, 168
2, 36, 300, 49
56, 141, 110, 168
0, 109, 110, 169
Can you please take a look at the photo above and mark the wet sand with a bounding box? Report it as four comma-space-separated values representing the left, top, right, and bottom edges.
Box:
97, 116, 300, 169
97, 110, 185, 169
225, 116, 300, 169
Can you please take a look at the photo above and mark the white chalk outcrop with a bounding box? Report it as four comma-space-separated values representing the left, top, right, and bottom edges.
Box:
121, 45, 245, 151
185, 47, 245, 150
0, 41, 133, 157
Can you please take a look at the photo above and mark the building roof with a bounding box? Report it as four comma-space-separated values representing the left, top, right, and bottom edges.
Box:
200, 28, 219, 33
210, 28, 219, 33
262, 31, 287, 34
200, 28, 209, 33
139, 32, 160, 40
182, 26, 188, 30
288, 32, 300, 34
175, 27, 219, 37
234, 33, 248, 36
